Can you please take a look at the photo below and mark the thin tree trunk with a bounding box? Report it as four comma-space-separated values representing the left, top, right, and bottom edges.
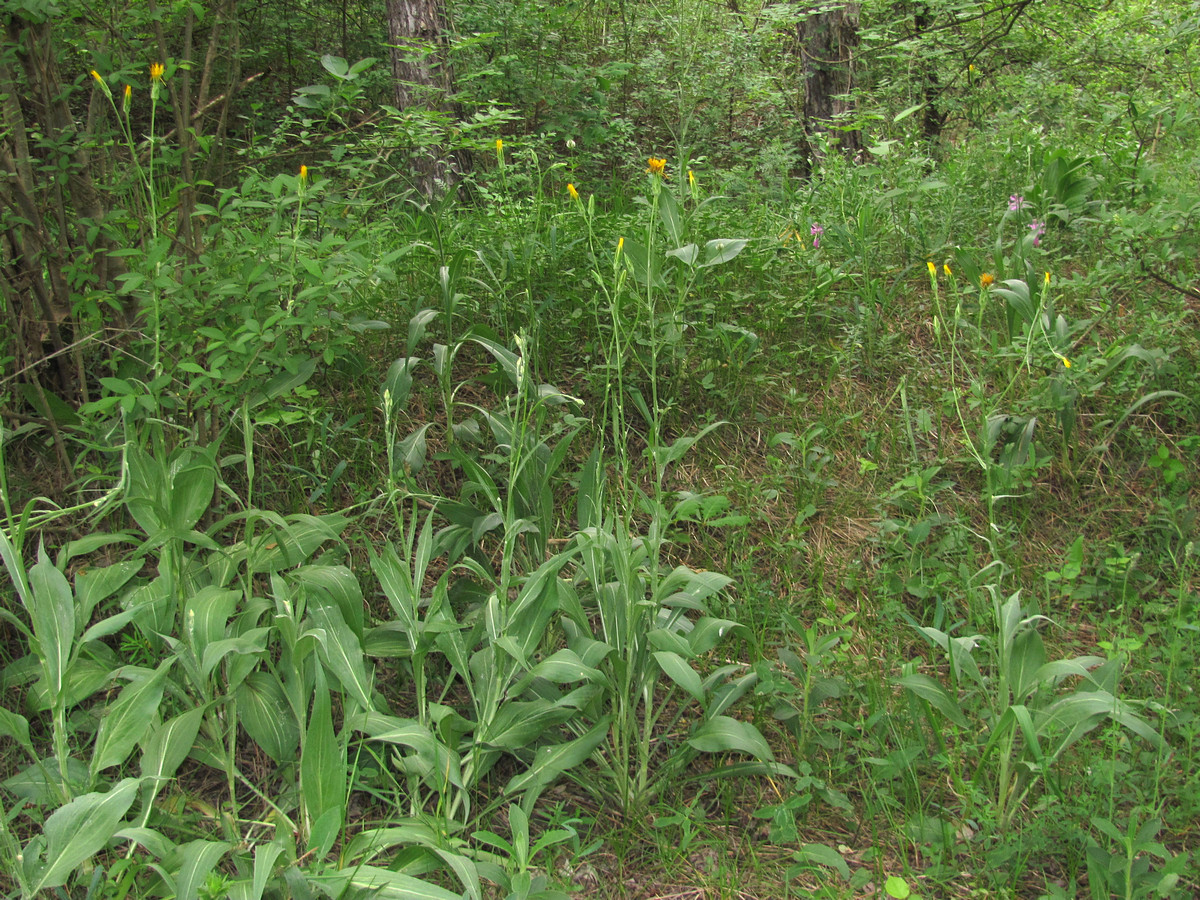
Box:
385, 0, 456, 197
794, 1, 861, 165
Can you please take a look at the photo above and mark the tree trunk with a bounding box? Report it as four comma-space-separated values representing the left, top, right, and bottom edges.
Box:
794, 1, 861, 165
385, 0, 456, 197
913, 5, 946, 142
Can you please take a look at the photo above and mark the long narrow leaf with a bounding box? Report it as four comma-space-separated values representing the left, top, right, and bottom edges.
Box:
92, 659, 172, 775
30, 777, 139, 892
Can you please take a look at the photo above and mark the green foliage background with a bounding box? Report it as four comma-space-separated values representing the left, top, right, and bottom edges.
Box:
1, 0, 1198, 897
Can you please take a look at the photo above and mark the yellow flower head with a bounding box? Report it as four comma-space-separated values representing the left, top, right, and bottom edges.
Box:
688, 169, 695, 187
927, 261, 937, 276
150, 62, 164, 82
646, 157, 667, 178
1044, 271, 1051, 286
1062, 356, 1072, 369
89, 69, 112, 100
122, 83, 131, 112
617, 237, 625, 254
943, 263, 952, 277
980, 272, 995, 288
495, 138, 503, 152
567, 183, 579, 201
969, 64, 976, 73
299, 164, 308, 183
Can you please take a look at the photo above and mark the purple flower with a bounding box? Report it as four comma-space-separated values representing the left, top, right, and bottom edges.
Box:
1029, 219, 1046, 247
1009, 194, 1026, 212
811, 223, 824, 249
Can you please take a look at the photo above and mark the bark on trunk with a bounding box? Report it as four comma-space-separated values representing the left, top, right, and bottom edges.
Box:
795, 1, 861, 164
385, 0, 456, 197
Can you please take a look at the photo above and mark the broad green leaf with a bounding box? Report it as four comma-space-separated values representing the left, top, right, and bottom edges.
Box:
659, 565, 733, 611
1034, 656, 1106, 686
699, 238, 748, 268
658, 188, 683, 246
504, 717, 611, 806
397, 423, 433, 477
236, 672, 300, 763
27, 546, 75, 703
688, 715, 775, 761
124, 446, 166, 535
199, 629, 271, 682
519, 648, 608, 689
1010, 625, 1047, 703
24, 655, 114, 714
479, 699, 576, 751
167, 461, 216, 535
470, 335, 522, 386
706, 669, 759, 718
653, 651, 704, 703
74, 560, 140, 628
246, 514, 348, 574
251, 842, 285, 900
895, 673, 969, 728
666, 243, 698, 266
308, 598, 373, 709
247, 357, 318, 407
792, 842, 850, 881
184, 586, 240, 660
308, 807, 343, 862
0, 708, 33, 757
140, 706, 206, 793
300, 669, 345, 852
92, 660, 172, 775
113, 826, 177, 861
294, 565, 365, 638
371, 543, 420, 636
688, 617, 740, 656
383, 356, 422, 412
647, 627, 692, 657
79, 606, 142, 646
308, 863, 461, 900
172, 839, 233, 900
30, 777, 139, 892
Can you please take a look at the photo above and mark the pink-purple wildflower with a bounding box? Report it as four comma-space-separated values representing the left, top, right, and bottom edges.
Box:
1029, 219, 1046, 247
811, 223, 824, 249
1008, 194, 1026, 212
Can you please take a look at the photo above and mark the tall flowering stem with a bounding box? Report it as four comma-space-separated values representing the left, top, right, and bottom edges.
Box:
288, 164, 309, 312
92, 63, 167, 374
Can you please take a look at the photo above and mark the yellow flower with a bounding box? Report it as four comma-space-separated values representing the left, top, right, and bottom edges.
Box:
1062, 356, 1072, 369
943, 263, 952, 277
299, 164, 308, 183
567, 183, 579, 201
122, 83, 131, 113
927, 261, 937, 276
1044, 271, 1051, 285
150, 62, 164, 82
646, 157, 666, 178
496, 138, 503, 152
617, 237, 625, 253
980, 272, 995, 288
688, 169, 695, 187
969, 64, 976, 73
90, 69, 112, 100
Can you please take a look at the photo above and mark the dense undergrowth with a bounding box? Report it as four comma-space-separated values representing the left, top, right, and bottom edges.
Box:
3, 2, 1200, 899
